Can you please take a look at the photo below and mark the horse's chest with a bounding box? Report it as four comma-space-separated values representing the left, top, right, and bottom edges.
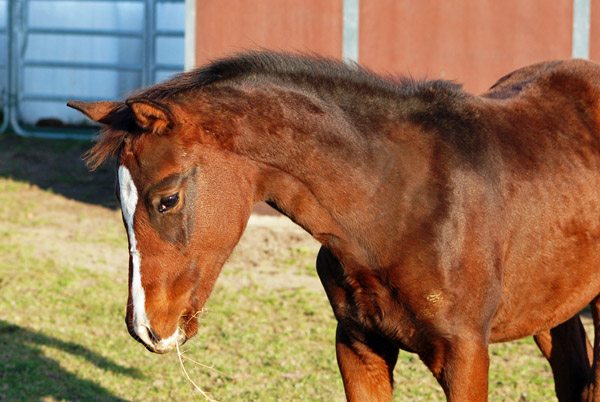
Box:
317, 248, 448, 352
332, 276, 437, 352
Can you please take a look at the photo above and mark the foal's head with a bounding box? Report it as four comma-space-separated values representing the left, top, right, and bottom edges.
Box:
69, 97, 257, 353
69, 50, 398, 353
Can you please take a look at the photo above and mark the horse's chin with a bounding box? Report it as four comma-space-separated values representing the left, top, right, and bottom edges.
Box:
145, 344, 173, 354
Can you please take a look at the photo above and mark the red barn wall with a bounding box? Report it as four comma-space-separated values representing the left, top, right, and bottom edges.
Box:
359, 0, 573, 93
590, 0, 600, 60
194, 0, 343, 66
193, 1, 590, 92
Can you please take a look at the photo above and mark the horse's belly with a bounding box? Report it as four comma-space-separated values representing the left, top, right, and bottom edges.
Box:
489, 247, 600, 343
487, 165, 600, 343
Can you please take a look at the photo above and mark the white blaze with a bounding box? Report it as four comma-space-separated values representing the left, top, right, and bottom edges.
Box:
118, 165, 151, 342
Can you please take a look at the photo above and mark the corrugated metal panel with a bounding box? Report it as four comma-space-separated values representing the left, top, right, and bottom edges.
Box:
184, 0, 195, 71
342, 0, 359, 63
0, 0, 7, 133
572, 0, 590, 58
4, 0, 184, 138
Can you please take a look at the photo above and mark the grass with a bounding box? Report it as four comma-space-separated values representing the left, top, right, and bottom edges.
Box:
0, 235, 342, 401
0, 136, 569, 401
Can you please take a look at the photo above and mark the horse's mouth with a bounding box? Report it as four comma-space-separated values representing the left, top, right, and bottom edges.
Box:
125, 316, 190, 354
139, 326, 188, 354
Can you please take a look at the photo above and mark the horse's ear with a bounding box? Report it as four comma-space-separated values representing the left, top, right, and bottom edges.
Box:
67, 101, 121, 124
126, 98, 174, 135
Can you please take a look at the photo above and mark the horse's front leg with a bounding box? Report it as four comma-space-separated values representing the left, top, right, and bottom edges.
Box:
533, 314, 593, 401
421, 332, 491, 402
336, 325, 399, 402
316, 246, 399, 401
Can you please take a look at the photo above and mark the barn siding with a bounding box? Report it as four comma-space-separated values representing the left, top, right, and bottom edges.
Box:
194, 0, 592, 93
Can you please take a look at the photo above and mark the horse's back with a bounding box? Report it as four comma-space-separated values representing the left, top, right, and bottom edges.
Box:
478, 58, 600, 173
481, 58, 600, 101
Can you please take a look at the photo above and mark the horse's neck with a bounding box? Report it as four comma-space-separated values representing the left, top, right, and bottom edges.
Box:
258, 161, 375, 266
210, 84, 433, 267
248, 123, 413, 268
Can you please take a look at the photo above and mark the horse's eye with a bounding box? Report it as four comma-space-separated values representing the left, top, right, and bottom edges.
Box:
158, 193, 179, 213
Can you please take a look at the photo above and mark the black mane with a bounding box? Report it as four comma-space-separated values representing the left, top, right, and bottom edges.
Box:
133, 50, 463, 102
130, 51, 481, 164
85, 51, 482, 170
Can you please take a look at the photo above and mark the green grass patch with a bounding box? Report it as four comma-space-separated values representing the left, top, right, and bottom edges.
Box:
0, 240, 343, 401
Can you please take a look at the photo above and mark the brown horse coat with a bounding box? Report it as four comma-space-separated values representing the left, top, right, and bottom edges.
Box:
69, 53, 600, 401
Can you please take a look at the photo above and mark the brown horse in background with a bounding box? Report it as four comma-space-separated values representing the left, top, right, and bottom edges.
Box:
69, 52, 600, 401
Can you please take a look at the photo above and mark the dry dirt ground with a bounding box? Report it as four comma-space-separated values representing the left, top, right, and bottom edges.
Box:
0, 178, 321, 286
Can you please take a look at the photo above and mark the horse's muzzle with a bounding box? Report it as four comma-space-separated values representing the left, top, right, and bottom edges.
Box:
125, 316, 189, 354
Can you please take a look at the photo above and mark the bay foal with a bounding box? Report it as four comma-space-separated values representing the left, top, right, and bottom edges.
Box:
70, 52, 600, 401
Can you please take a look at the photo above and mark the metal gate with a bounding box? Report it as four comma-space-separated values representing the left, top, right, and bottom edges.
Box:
1, 0, 184, 139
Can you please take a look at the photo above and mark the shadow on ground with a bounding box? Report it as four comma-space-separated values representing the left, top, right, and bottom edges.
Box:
0, 320, 142, 402
0, 133, 118, 209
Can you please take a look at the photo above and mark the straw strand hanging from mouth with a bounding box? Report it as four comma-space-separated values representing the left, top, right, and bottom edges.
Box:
176, 339, 218, 401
